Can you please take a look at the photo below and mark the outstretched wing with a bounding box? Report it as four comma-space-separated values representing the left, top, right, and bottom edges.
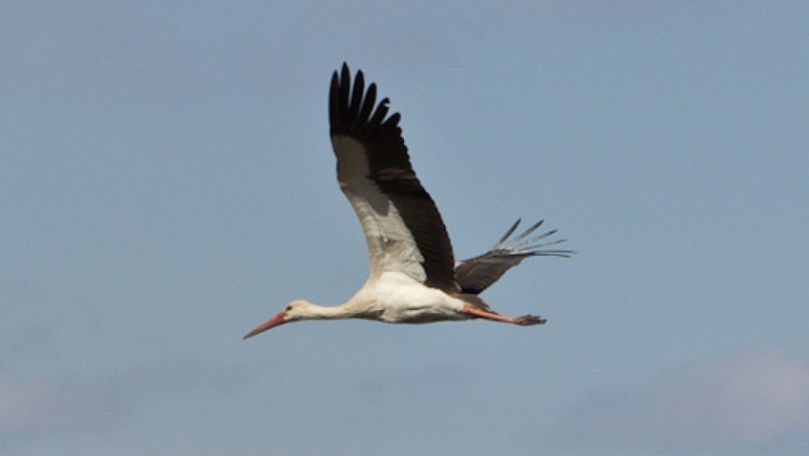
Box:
329, 63, 459, 292
455, 219, 574, 295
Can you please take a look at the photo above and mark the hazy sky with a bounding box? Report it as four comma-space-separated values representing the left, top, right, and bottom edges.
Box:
3, 1, 808, 455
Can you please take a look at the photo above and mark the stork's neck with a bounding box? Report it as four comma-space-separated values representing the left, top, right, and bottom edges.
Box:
295, 300, 378, 321
300, 302, 350, 319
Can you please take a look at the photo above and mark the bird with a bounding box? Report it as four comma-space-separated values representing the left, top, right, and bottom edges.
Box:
243, 63, 573, 339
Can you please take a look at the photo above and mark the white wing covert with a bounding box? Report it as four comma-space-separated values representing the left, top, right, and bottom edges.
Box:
329, 63, 459, 292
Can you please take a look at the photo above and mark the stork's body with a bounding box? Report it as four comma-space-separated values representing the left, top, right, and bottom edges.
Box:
243, 64, 572, 339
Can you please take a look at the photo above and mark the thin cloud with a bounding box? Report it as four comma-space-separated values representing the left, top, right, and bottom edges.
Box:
555, 347, 809, 452
0, 357, 251, 449
0, 376, 123, 447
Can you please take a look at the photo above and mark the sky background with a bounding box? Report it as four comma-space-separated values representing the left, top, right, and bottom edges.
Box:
2, 1, 808, 455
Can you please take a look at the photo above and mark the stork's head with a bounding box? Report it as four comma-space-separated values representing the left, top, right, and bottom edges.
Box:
242, 300, 313, 339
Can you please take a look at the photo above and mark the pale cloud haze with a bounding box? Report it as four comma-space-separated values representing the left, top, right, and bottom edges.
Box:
556, 347, 809, 451
1, 357, 249, 450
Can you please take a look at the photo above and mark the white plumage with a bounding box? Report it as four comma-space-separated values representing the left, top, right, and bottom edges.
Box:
243, 63, 573, 339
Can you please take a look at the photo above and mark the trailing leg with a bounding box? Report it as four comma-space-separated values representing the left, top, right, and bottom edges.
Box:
460, 305, 546, 326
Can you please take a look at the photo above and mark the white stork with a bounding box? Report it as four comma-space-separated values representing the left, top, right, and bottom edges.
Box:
243, 63, 572, 339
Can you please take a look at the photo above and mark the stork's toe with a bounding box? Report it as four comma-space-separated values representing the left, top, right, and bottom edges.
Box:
516, 315, 547, 325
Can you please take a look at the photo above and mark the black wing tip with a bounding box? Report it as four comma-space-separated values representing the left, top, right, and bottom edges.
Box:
494, 218, 522, 247
382, 112, 401, 128
340, 62, 351, 81
330, 63, 402, 137
489, 217, 576, 256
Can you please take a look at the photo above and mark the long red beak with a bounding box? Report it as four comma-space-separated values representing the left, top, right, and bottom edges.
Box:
242, 312, 286, 339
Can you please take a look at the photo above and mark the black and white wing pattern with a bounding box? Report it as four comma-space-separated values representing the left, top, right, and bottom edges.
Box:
455, 219, 574, 295
329, 63, 459, 292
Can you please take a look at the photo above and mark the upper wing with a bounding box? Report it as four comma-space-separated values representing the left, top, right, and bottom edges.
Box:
455, 219, 574, 295
329, 63, 458, 292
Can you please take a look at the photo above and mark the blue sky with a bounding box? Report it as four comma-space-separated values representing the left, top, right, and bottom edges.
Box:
2, 1, 808, 455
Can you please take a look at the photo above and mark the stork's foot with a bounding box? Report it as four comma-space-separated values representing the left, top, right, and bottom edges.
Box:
515, 314, 547, 326
461, 305, 547, 326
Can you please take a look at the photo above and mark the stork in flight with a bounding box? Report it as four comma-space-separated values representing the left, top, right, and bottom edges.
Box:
243, 63, 573, 339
